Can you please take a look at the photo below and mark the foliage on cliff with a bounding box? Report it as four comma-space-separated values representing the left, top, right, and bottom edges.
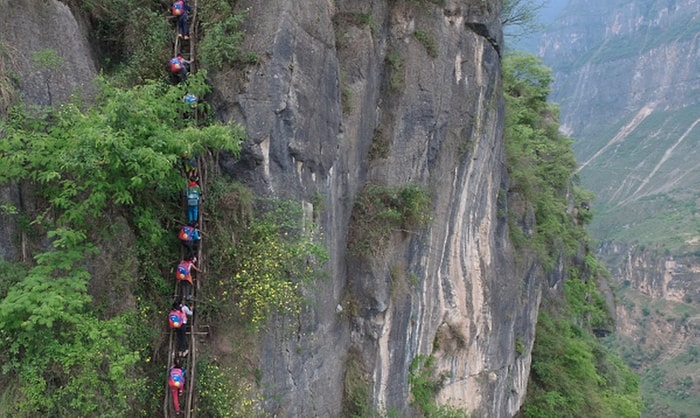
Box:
0, 67, 328, 415
74, 0, 250, 83
503, 52, 590, 270
503, 51, 642, 417
0, 73, 242, 415
204, 183, 328, 328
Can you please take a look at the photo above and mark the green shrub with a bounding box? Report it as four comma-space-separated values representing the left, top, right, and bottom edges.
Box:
205, 183, 328, 327
74, 1, 171, 82
198, 1, 248, 70
0, 74, 244, 415
343, 347, 371, 417
0, 233, 146, 416
503, 51, 584, 270
505, 51, 642, 418
408, 355, 466, 417
197, 359, 261, 417
414, 30, 438, 58
386, 50, 405, 93
348, 183, 431, 258
525, 313, 642, 418
409, 355, 442, 414
368, 128, 390, 160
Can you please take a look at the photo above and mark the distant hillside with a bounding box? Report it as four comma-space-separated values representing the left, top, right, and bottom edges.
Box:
541, 0, 700, 253
539, 0, 700, 416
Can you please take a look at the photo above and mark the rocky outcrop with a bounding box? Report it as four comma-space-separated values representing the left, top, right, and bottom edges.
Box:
598, 241, 699, 306
600, 242, 700, 378
0, 0, 96, 108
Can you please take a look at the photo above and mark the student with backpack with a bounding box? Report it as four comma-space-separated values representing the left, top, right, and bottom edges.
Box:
183, 93, 198, 113
168, 298, 193, 357
185, 175, 202, 223
170, 53, 192, 84
178, 221, 201, 259
171, 0, 192, 39
168, 359, 186, 414
176, 256, 201, 301
180, 151, 198, 180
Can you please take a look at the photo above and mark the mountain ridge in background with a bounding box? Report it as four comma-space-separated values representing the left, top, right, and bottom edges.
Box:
538, 0, 700, 415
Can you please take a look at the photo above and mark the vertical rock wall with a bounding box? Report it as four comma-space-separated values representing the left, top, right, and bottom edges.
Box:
215, 0, 540, 416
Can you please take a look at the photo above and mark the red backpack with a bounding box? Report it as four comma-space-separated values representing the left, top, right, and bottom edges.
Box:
172, 1, 185, 16
179, 226, 193, 241
168, 368, 185, 388
170, 57, 183, 73
176, 261, 190, 280
168, 309, 184, 329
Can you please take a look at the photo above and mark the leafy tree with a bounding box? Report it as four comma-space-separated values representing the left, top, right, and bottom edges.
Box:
0, 73, 243, 415
503, 51, 582, 269
73, 0, 172, 82
525, 312, 642, 418
198, 1, 249, 70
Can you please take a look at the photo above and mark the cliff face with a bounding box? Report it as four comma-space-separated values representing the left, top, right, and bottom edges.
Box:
596, 242, 700, 415
541, 0, 700, 141
1, 1, 546, 416
540, 0, 700, 210
213, 1, 539, 415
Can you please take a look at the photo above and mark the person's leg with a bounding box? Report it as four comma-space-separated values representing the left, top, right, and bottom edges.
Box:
183, 280, 192, 301
188, 205, 196, 223
184, 241, 194, 259
177, 327, 186, 354
182, 13, 189, 39
171, 387, 180, 412
177, 13, 187, 36
181, 323, 189, 355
